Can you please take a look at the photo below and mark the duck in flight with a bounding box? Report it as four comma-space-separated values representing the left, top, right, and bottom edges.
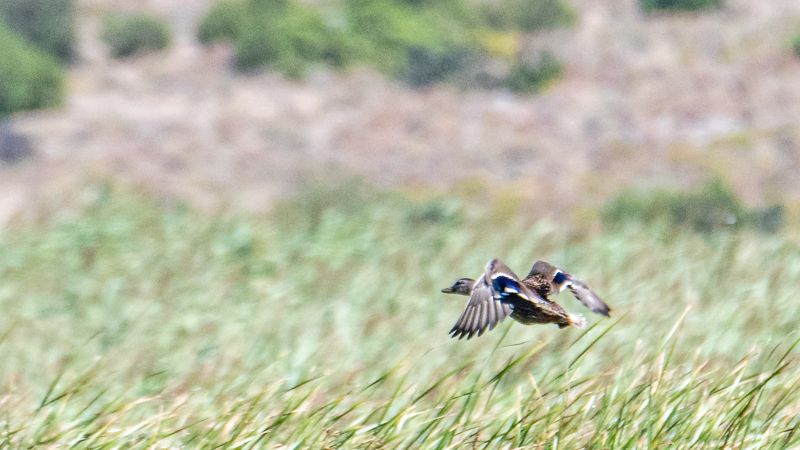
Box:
441, 259, 611, 340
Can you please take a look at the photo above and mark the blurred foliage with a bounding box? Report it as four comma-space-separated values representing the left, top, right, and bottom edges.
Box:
101, 12, 172, 59
405, 46, 473, 86
198, 0, 354, 76
639, 0, 723, 11
478, 0, 576, 32
3, 183, 800, 446
344, 0, 478, 77
478, 29, 520, 58
602, 178, 784, 233
792, 28, 800, 59
0, 0, 75, 63
507, 51, 564, 93
197, 0, 249, 44
196, 0, 570, 88
0, 22, 64, 116
240, 4, 352, 76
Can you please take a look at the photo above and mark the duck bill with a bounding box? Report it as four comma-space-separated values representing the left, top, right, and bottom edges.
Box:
441, 286, 456, 293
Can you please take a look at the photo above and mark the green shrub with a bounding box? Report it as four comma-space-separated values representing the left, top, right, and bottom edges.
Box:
101, 12, 172, 58
345, 0, 476, 79
0, 0, 75, 63
0, 22, 64, 116
196, 0, 576, 88
198, 0, 353, 76
198, 0, 477, 81
406, 46, 472, 86
231, 11, 284, 71
197, 0, 249, 44
274, 5, 352, 68
479, 0, 576, 32
639, 0, 723, 12
507, 51, 564, 93
601, 178, 784, 233
792, 29, 800, 59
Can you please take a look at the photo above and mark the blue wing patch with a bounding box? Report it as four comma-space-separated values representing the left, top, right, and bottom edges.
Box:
492, 275, 522, 299
553, 271, 568, 285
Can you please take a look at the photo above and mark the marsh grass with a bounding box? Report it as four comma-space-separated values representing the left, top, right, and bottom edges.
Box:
2, 183, 800, 448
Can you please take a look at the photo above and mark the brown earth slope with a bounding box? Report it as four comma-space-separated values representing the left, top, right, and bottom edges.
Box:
3, 0, 800, 223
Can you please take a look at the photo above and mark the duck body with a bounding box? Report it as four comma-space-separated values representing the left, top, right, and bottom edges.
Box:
520, 273, 555, 297
507, 296, 571, 326
442, 259, 589, 339
442, 259, 610, 339
524, 260, 611, 317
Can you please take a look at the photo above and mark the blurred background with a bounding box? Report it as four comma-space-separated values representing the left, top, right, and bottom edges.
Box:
3, 0, 800, 447
2, 0, 800, 222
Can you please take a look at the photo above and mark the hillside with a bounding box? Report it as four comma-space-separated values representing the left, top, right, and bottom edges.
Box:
2, 0, 800, 223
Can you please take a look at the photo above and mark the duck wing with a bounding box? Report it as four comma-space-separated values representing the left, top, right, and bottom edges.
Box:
486, 258, 553, 310
449, 273, 512, 340
558, 271, 611, 317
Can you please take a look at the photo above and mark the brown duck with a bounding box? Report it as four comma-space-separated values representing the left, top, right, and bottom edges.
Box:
441, 259, 611, 340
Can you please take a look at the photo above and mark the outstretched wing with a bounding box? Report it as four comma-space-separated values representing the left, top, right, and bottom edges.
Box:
561, 271, 611, 317
487, 259, 552, 309
449, 274, 512, 340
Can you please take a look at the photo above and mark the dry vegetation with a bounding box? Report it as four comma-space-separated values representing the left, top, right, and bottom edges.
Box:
2, 0, 800, 223
3, 1, 800, 447
2, 186, 800, 447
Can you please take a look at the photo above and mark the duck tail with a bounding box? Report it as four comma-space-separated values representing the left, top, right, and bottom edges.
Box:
568, 314, 587, 329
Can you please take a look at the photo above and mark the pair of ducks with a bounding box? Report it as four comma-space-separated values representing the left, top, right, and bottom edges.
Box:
442, 259, 611, 340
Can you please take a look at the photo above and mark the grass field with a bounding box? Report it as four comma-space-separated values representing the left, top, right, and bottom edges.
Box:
2, 182, 800, 448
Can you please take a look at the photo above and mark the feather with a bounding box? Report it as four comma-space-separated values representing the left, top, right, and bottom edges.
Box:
564, 273, 611, 317
444, 258, 606, 339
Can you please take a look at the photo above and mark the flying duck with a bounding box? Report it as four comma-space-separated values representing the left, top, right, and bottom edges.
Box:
442, 259, 610, 339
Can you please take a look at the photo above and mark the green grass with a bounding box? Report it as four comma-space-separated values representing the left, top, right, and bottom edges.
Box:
2, 182, 800, 447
